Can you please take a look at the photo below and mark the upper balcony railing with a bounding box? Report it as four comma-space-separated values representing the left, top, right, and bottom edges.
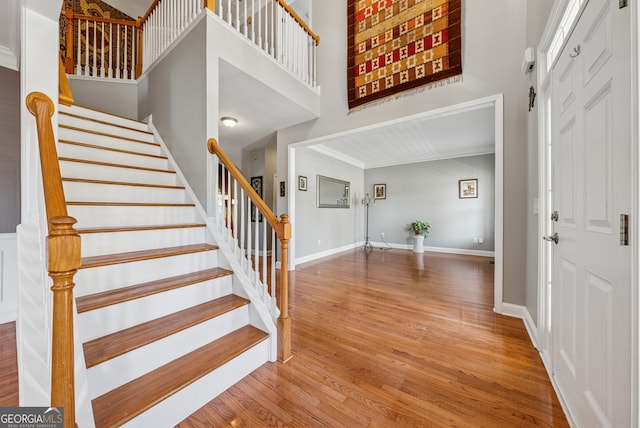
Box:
60, 0, 320, 89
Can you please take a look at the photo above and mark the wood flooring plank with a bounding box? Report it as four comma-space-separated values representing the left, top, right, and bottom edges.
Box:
0, 322, 18, 406
178, 249, 569, 427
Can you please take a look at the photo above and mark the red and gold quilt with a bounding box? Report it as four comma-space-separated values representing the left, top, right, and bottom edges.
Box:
347, 0, 462, 109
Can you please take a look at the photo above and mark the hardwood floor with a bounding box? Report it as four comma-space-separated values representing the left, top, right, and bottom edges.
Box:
0, 322, 18, 406
179, 249, 569, 427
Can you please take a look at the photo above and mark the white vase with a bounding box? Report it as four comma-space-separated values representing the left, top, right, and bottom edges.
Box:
412, 234, 425, 253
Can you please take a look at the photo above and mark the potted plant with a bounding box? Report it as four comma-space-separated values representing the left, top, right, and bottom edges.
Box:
409, 220, 430, 236
409, 220, 430, 253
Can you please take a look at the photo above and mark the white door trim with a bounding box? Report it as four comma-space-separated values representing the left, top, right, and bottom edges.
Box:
287, 94, 505, 315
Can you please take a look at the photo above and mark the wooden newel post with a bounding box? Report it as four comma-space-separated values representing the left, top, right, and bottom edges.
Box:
277, 214, 292, 363
64, 8, 75, 74
49, 216, 81, 428
135, 18, 144, 79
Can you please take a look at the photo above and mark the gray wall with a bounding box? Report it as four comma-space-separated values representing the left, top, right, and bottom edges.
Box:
278, 0, 555, 307
365, 154, 495, 251
68, 78, 139, 120
295, 148, 364, 258
0, 66, 20, 233
138, 19, 209, 206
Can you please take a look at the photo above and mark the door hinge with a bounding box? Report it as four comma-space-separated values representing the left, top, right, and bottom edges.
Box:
620, 214, 629, 246
620, 0, 628, 8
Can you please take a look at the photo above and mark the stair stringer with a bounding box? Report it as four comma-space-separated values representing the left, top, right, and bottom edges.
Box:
147, 119, 278, 362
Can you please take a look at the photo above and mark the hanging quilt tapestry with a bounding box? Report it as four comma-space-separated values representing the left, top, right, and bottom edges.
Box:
347, 0, 462, 109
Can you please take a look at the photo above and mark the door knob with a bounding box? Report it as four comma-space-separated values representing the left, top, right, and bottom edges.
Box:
543, 233, 559, 244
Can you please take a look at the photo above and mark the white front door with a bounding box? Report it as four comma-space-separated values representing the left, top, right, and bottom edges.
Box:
550, 0, 632, 426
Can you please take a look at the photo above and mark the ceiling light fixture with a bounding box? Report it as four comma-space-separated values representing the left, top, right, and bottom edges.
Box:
221, 117, 238, 128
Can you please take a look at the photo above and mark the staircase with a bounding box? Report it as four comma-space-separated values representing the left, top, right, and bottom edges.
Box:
57, 104, 271, 427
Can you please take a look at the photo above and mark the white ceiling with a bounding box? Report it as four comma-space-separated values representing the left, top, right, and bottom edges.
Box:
306, 105, 496, 169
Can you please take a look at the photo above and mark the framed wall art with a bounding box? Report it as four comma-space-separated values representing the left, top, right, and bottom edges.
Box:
373, 184, 386, 199
459, 179, 478, 199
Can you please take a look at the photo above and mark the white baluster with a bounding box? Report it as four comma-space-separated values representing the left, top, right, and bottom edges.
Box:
226, 169, 232, 241
251, 0, 255, 43
107, 23, 113, 78
123, 25, 129, 79
262, 221, 267, 287
243, 0, 248, 37
131, 25, 136, 79
254, 210, 259, 285
246, 195, 252, 274
76, 21, 81, 75
257, 0, 262, 49
91, 21, 96, 76
240, 188, 246, 263
235, 0, 239, 29
233, 180, 238, 247
100, 22, 105, 77
276, 7, 282, 63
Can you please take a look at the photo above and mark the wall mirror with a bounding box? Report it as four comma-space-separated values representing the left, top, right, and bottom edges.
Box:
317, 175, 350, 208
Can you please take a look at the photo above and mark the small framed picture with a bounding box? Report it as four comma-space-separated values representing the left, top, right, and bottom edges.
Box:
373, 183, 386, 199
459, 179, 478, 199
280, 181, 286, 197
298, 175, 307, 191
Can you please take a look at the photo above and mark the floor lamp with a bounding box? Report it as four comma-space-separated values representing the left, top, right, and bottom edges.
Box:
362, 193, 374, 251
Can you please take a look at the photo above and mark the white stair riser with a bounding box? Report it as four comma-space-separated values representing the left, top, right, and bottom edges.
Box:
60, 160, 177, 186
121, 339, 270, 428
68, 205, 197, 228
58, 128, 161, 157
63, 181, 186, 205
59, 116, 155, 143
87, 305, 247, 398
79, 275, 234, 342
79, 227, 206, 257
59, 104, 149, 132
58, 142, 169, 171
75, 250, 220, 296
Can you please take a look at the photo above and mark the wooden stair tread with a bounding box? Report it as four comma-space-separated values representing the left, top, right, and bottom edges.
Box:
83, 294, 248, 367
76, 267, 232, 313
62, 177, 185, 190
60, 124, 159, 147
59, 139, 168, 160
77, 223, 205, 234
91, 325, 268, 428
80, 244, 218, 269
59, 157, 175, 174
59, 111, 153, 135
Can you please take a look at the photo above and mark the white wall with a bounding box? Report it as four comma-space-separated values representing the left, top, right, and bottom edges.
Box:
278, 0, 549, 306
365, 154, 495, 252
69, 77, 139, 120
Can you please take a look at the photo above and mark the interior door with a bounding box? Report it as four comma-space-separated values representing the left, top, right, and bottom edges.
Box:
549, 0, 632, 426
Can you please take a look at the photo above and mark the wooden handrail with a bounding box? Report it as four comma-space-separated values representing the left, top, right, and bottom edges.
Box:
207, 138, 292, 362
74, 13, 137, 27
58, 56, 74, 107
141, 0, 163, 24
275, 0, 320, 45
26, 92, 81, 428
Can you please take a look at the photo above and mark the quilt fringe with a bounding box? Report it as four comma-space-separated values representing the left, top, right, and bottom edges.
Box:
348, 74, 464, 113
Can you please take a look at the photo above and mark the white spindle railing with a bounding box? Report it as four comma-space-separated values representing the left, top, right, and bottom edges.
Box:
71, 15, 138, 80
215, 163, 279, 316
141, 0, 202, 74
215, 0, 319, 89
62, 0, 318, 90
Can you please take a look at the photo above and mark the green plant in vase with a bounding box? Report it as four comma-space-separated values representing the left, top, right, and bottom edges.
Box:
409, 220, 430, 236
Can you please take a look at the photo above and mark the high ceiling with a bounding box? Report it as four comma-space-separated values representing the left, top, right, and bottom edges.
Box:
97, 1, 496, 168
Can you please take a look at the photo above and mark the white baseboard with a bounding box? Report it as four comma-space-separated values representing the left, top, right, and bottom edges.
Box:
295, 242, 361, 266
369, 241, 495, 257
0, 234, 17, 324
498, 303, 538, 349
